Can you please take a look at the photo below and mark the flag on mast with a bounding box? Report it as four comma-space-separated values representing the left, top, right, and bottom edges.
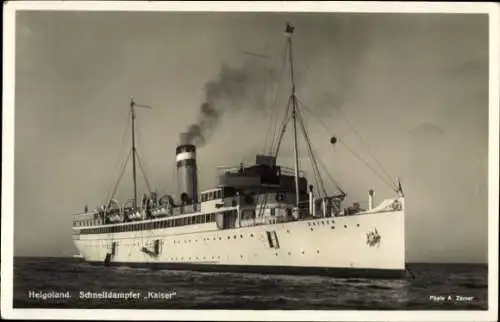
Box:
285, 22, 295, 37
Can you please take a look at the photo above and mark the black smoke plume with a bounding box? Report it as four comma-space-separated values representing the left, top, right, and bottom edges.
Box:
182, 61, 276, 146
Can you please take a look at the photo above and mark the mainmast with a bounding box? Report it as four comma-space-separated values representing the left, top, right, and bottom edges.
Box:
130, 99, 138, 209
285, 23, 301, 210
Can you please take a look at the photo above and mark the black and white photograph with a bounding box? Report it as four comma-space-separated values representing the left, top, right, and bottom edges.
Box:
2, 1, 498, 321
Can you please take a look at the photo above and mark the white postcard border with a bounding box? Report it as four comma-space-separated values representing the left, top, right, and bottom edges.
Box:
1, 1, 498, 321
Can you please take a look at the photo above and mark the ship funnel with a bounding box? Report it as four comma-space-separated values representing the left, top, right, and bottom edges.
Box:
176, 132, 198, 205
368, 189, 374, 210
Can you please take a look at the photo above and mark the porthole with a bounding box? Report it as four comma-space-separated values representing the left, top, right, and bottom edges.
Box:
286, 230, 290, 233
240, 234, 243, 238
357, 224, 360, 227
250, 234, 254, 237
317, 250, 320, 254
219, 237, 222, 240
344, 225, 347, 228
288, 252, 291, 255
310, 228, 314, 231
227, 236, 231, 240
321, 221, 325, 225
331, 226, 335, 230
234, 235, 237, 239
301, 251, 305, 254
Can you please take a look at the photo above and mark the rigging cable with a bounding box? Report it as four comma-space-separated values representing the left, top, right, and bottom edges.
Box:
134, 115, 155, 196
297, 99, 345, 195
108, 150, 133, 206
297, 98, 397, 192
299, 58, 396, 189
272, 96, 292, 157
257, 42, 288, 217
271, 42, 293, 154
296, 106, 328, 198
263, 41, 288, 152
136, 151, 153, 195
332, 104, 396, 188
105, 110, 132, 203
259, 42, 282, 150
263, 42, 289, 154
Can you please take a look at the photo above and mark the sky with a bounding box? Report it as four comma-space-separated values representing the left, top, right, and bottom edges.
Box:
12, 10, 490, 262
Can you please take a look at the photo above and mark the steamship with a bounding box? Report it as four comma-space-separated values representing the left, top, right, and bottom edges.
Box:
71, 23, 406, 278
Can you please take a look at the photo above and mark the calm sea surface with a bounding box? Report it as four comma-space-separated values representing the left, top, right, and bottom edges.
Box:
13, 257, 487, 310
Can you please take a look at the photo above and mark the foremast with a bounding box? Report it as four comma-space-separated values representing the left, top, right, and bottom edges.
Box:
128, 99, 152, 211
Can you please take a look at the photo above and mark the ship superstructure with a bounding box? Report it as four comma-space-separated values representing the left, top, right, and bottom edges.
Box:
71, 23, 406, 278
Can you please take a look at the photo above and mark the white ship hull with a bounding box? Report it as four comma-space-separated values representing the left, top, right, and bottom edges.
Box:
73, 209, 405, 278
